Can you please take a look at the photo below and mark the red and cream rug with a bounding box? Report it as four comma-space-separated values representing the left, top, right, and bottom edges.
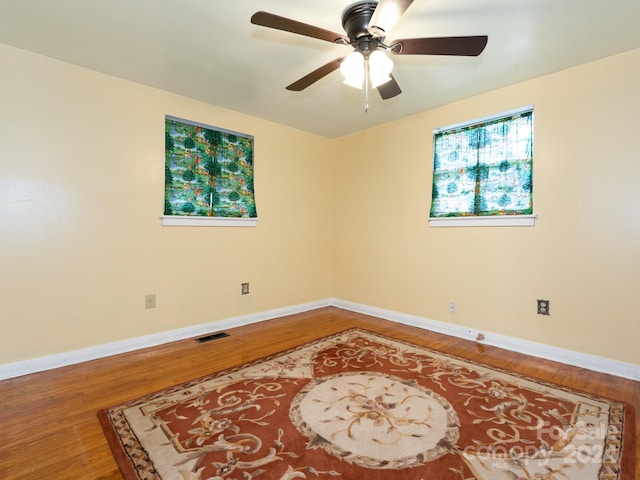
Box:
98, 329, 634, 480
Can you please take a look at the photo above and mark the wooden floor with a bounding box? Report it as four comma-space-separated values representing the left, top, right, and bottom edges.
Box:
1, 306, 637, 479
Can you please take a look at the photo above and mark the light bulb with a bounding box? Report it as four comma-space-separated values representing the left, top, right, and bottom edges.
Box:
369, 50, 393, 88
340, 51, 365, 89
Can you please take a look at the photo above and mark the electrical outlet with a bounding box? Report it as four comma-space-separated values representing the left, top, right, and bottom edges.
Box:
241, 282, 250, 295
449, 300, 457, 314
145, 293, 156, 309
537, 299, 550, 315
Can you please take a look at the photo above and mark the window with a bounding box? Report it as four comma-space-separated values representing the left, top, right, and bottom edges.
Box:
429, 106, 534, 227
162, 116, 257, 227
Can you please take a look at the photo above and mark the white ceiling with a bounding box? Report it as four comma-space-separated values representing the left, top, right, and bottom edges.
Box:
1, 0, 639, 138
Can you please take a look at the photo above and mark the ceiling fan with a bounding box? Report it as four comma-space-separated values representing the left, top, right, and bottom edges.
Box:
250, 0, 488, 103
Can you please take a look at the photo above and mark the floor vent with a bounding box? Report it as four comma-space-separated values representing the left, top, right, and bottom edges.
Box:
195, 332, 229, 343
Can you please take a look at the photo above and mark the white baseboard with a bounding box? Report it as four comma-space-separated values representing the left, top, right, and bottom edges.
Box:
1, 298, 637, 382
0, 299, 331, 381
332, 299, 640, 381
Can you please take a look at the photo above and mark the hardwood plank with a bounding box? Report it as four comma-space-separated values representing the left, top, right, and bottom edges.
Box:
0, 306, 637, 479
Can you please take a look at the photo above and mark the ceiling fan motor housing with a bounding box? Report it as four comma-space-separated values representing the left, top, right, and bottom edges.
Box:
342, 1, 382, 54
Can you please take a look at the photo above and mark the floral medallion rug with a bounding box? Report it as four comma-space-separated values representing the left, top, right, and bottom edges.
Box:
98, 328, 634, 480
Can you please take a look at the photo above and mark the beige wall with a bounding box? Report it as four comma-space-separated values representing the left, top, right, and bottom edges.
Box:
1, 42, 638, 369
332, 48, 640, 365
0, 44, 333, 364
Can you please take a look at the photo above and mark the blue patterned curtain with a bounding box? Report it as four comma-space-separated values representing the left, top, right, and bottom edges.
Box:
430, 110, 533, 217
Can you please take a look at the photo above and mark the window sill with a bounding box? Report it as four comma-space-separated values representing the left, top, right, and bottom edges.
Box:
429, 215, 536, 227
161, 216, 257, 227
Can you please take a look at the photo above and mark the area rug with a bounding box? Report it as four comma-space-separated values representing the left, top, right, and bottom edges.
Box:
98, 328, 634, 480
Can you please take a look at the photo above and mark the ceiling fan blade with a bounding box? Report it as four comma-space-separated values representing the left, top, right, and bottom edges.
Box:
377, 75, 402, 99
251, 11, 348, 44
286, 57, 345, 91
368, 0, 414, 37
390, 36, 488, 56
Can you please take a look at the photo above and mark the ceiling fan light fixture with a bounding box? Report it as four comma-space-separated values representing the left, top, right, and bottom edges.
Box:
340, 51, 365, 89
368, 50, 393, 88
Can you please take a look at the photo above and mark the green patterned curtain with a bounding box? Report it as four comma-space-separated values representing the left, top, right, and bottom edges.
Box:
430, 110, 533, 217
164, 116, 257, 218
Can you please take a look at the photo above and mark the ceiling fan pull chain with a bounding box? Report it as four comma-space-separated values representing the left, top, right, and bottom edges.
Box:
364, 58, 370, 113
